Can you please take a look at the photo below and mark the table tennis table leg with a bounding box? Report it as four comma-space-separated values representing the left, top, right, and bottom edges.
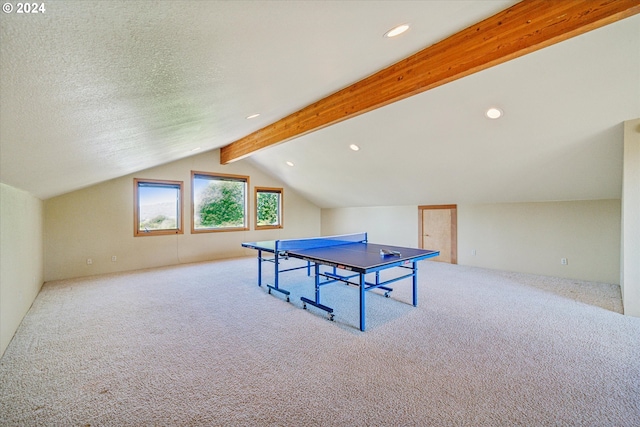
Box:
412, 261, 418, 307
300, 263, 334, 320
274, 251, 279, 290
266, 251, 291, 302
314, 263, 320, 302
360, 272, 366, 331
257, 250, 262, 287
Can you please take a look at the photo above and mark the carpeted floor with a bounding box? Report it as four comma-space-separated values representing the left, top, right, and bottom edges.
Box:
1, 257, 638, 426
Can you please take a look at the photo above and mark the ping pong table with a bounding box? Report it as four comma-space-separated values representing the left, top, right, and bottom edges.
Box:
242, 233, 439, 331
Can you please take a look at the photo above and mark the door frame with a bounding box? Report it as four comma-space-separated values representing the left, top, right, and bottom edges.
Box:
418, 204, 458, 264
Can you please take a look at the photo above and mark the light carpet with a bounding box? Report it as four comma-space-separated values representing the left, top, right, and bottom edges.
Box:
1, 257, 638, 426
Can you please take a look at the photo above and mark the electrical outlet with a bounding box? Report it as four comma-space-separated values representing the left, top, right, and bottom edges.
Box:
561, 258, 568, 265
111, 256, 117, 262
86, 258, 93, 265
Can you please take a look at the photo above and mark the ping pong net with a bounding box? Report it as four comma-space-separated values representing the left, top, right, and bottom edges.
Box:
275, 232, 367, 252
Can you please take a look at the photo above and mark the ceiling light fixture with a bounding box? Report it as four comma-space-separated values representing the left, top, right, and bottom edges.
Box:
286, 161, 294, 167
485, 107, 503, 119
349, 144, 360, 151
384, 24, 410, 38
246, 113, 260, 119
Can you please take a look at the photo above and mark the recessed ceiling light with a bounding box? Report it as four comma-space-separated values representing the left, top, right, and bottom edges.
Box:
485, 107, 503, 119
286, 161, 294, 167
246, 113, 260, 119
349, 144, 360, 151
384, 24, 410, 38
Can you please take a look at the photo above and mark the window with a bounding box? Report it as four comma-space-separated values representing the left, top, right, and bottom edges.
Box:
255, 187, 283, 229
192, 171, 249, 233
134, 179, 183, 237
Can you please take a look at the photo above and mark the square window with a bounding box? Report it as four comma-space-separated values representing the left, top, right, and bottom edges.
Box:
134, 179, 183, 237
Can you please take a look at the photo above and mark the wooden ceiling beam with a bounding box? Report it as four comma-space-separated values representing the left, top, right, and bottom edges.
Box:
220, 0, 640, 164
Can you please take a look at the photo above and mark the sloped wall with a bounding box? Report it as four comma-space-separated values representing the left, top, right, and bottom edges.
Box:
44, 150, 320, 282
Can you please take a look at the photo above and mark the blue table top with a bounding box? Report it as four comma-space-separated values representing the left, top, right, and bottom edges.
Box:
242, 240, 277, 252
242, 240, 439, 273
292, 242, 439, 273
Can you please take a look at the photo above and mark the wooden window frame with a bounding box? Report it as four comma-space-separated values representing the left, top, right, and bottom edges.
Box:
191, 171, 250, 234
255, 187, 284, 230
134, 178, 184, 237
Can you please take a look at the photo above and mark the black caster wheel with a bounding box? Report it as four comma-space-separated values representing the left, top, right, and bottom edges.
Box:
384, 292, 390, 298
286, 297, 290, 302
303, 303, 307, 310
268, 289, 271, 294
328, 314, 335, 321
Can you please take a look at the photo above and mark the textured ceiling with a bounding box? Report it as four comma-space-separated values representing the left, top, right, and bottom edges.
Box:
1, 1, 638, 207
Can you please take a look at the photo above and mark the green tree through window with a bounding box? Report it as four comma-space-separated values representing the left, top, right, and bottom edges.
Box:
192, 172, 249, 232
255, 187, 283, 229
198, 181, 244, 227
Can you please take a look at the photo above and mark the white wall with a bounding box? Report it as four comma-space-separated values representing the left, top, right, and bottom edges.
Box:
44, 150, 320, 281
321, 200, 621, 284
1, 183, 44, 358
622, 119, 640, 316
458, 200, 621, 284
321, 206, 418, 247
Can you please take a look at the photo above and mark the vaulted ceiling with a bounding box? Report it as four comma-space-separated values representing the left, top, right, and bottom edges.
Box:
1, 1, 639, 207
